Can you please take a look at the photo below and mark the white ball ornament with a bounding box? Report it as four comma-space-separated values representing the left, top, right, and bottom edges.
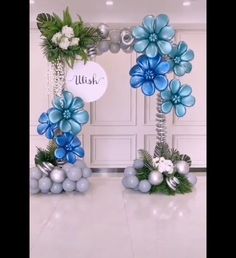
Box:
175, 161, 190, 175
50, 167, 66, 183
148, 171, 163, 185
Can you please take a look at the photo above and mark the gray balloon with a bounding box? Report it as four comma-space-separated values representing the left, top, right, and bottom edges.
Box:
62, 179, 76, 192
124, 166, 137, 177
62, 163, 74, 173
74, 159, 87, 168
175, 161, 190, 175
39, 177, 52, 193
148, 171, 163, 185
138, 180, 151, 193
31, 188, 40, 194
50, 167, 66, 183
97, 23, 109, 39
186, 173, 197, 186
97, 40, 110, 53
122, 177, 129, 188
82, 167, 92, 178
133, 159, 144, 169
50, 183, 63, 194
109, 43, 120, 53
125, 175, 139, 189
109, 30, 121, 43
30, 178, 38, 189
30, 167, 42, 180
67, 167, 82, 181
76, 178, 90, 193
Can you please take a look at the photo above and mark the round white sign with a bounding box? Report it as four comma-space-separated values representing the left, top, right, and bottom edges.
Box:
66, 61, 108, 102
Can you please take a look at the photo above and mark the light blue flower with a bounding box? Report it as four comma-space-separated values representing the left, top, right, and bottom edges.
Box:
168, 41, 194, 76
54, 132, 84, 164
48, 91, 89, 135
132, 14, 175, 58
161, 79, 195, 117
129, 54, 170, 96
37, 108, 58, 139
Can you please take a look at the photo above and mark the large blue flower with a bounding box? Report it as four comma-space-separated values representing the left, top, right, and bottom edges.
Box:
132, 14, 175, 58
168, 41, 194, 76
37, 108, 58, 139
48, 91, 89, 135
129, 54, 170, 96
54, 132, 84, 164
161, 79, 195, 117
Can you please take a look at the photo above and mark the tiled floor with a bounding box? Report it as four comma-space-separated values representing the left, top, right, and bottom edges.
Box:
30, 172, 206, 258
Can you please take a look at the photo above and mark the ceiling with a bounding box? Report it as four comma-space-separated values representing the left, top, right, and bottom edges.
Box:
30, 0, 206, 27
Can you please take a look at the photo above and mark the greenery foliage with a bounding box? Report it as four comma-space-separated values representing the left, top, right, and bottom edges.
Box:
34, 141, 57, 166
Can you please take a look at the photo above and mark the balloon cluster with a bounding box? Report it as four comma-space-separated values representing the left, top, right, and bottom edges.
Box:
96, 23, 135, 55
30, 160, 92, 194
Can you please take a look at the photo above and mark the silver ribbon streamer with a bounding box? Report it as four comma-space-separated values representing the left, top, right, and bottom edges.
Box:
37, 162, 55, 176
166, 176, 180, 191
87, 46, 97, 61
52, 60, 65, 97
155, 93, 167, 143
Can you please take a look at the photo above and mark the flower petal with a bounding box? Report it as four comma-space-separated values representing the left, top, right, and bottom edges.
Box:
72, 111, 89, 124
169, 79, 181, 94
142, 15, 155, 33
159, 26, 175, 41
70, 136, 81, 148
38, 112, 48, 123
180, 61, 192, 73
59, 119, 72, 132
148, 55, 161, 69
161, 90, 172, 101
63, 91, 73, 108
130, 75, 144, 88
66, 152, 77, 164
141, 81, 155, 96
181, 95, 195, 107
48, 109, 63, 123
155, 61, 170, 74
64, 132, 74, 143
167, 60, 174, 73
154, 14, 169, 34
168, 44, 178, 58
72, 147, 85, 157
53, 97, 65, 110
162, 101, 173, 114
55, 134, 67, 147
173, 64, 186, 76
129, 65, 145, 76
45, 128, 54, 139
179, 85, 192, 97
55, 148, 66, 159
137, 55, 150, 70
132, 26, 149, 39
134, 39, 149, 53
69, 119, 82, 135
175, 104, 186, 117
177, 41, 188, 55
145, 43, 158, 58
70, 97, 84, 111
37, 124, 49, 135
157, 40, 172, 55
153, 75, 168, 91
181, 49, 194, 61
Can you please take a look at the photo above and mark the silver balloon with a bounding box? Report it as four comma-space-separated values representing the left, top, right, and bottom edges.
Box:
50, 167, 66, 183
30, 178, 38, 189
87, 46, 96, 60
31, 188, 40, 194
76, 178, 90, 193
39, 177, 52, 193
62, 163, 74, 173
82, 167, 92, 178
67, 167, 82, 181
74, 159, 87, 168
62, 178, 76, 192
186, 173, 197, 186
50, 183, 63, 194
122, 177, 129, 188
166, 176, 180, 191
97, 23, 109, 39
125, 175, 139, 189
109, 43, 120, 53
109, 30, 121, 43
175, 161, 190, 175
124, 166, 137, 177
133, 159, 144, 169
138, 180, 151, 193
97, 40, 110, 53
120, 28, 134, 47
148, 171, 163, 185
30, 167, 42, 180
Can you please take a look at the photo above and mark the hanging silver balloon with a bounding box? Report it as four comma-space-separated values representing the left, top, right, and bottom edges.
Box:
37, 162, 54, 176
120, 28, 134, 48
97, 23, 109, 39
87, 46, 97, 61
52, 60, 65, 97
155, 93, 167, 144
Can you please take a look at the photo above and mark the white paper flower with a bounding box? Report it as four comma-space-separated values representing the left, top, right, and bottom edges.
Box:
69, 37, 80, 47
159, 157, 166, 163
59, 36, 70, 50
62, 25, 74, 38
51, 32, 62, 45
158, 159, 174, 174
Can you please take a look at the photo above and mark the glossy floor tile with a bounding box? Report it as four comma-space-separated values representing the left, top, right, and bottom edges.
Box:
30, 172, 206, 258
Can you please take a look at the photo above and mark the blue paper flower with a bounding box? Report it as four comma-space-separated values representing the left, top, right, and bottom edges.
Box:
54, 132, 84, 164
37, 109, 58, 139
132, 14, 175, 58
129, 54, 170, 96
168, 41, 194, 76
161, 79, 195, 117
48, 91, 89, 135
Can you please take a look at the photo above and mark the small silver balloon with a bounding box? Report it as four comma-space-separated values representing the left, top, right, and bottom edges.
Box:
82, 167, 92, 178
125, 175, 139, 189
124, 166, 137, 177
138, 180, 151, 193
76, 178, 90, 193
50, 167, 66, 183
186, 173, 197, 186
109, 43, 120, 53
31, 188, 40, 194
62, 178, 76, 192
39, 177, 52, 193
97, 23, 109, 39
133, 159, 144, 169
122, 177, 129, 188
50, 183, 63, 194
30, 178, 39, 190
120, 28, 134, 47
148, 171, 163, 186
67, 167, 82, 181
62, 163, 74, 173
175, 161, 190, 175
30, 167, 42, 180
74, 159, 87, 168
97, 40, 110, 53
109, 30, 121, 43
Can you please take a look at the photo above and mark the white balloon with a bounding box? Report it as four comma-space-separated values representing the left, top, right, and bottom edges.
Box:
62, 178, 76, 192
76, 178, 90, 193
67, 167, 82, 181
30, 167, 42, 180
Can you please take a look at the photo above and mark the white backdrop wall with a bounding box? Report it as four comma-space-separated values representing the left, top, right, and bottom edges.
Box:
30, 27, 206, 168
